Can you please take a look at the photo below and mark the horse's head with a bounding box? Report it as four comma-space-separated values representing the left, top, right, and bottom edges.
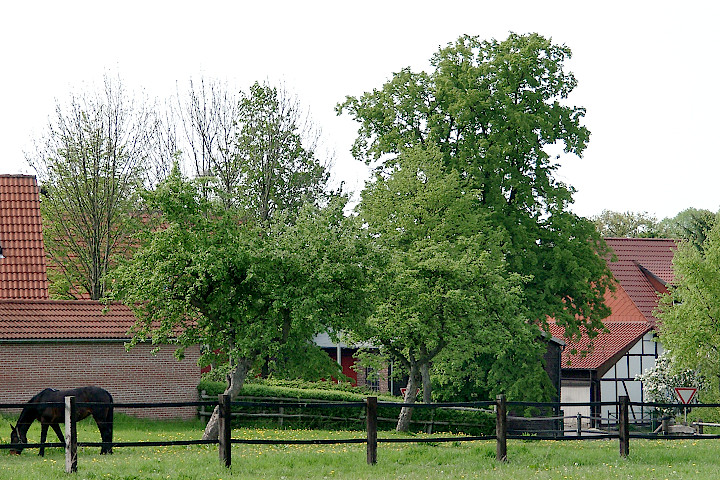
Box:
9, 424, 25, 455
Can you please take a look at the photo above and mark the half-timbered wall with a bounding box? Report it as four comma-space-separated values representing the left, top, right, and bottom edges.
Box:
600, 332, 663, 424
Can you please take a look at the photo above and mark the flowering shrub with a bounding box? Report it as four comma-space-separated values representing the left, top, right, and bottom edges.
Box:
635, 352, 705, 417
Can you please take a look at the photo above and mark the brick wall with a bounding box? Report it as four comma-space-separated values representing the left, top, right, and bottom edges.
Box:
0, 342, 201, 419
355, 365, 390, 394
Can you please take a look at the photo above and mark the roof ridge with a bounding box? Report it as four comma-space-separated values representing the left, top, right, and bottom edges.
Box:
597, 319, 654, 325
0, 298, 128, 306
604, 237, 679, 243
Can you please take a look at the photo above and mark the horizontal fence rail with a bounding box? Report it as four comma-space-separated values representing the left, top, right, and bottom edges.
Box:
198, 390, 495, 432
3, 394, 720, 472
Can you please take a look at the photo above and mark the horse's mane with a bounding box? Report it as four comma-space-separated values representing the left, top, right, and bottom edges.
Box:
27, 388, 58, 403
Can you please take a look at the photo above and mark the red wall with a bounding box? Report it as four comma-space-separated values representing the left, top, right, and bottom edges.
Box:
325, 349, 390, 394
326, 350, 358, 383
0, 342, 201, 419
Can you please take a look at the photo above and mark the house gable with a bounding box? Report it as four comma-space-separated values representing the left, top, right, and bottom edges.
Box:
551, 237, 677, 373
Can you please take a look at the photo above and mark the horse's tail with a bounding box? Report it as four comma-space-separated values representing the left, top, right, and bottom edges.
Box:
99, 389, 114, 454
107, 402, 114, 446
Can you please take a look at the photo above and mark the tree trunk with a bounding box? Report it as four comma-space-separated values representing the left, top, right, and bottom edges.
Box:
202, 358, 252, 440
420, 363, 433, 434
396, 366, 419, 432
420, 363, 432, 404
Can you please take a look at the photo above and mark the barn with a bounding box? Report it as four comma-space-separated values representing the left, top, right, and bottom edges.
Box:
0, 175, 200, 418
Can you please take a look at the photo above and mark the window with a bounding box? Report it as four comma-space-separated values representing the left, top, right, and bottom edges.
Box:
364, 367, 380, 391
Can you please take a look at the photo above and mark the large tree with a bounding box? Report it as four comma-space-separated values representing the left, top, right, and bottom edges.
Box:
339, 33, 613, 340
356, 146, 545, 430
112, 167, 373, 440
28, 76, 167, 300
178, 79, 329, 218
116, 79, 355, 441
234, 82, 330, 223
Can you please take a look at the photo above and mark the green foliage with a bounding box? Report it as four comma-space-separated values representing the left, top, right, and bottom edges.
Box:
198, 379, 385, 400
339, 32, 613, 342
111, 166, 373, 378
200, 346, 350, 384
354, 145, 549, 407
657, 215, 720, 391
591, 208, 716, 249
658, 208, 716, 251
432, 333, 555, 404
233, 81, 330, 222
179, 79, 329, 222
592, 210, 661, 238
265, 343, 352, 382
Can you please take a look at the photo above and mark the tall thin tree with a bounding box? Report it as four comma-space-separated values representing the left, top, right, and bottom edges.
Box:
29, 76, 165, 300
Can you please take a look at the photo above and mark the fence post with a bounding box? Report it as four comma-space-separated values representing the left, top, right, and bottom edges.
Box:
366, 396, 377, 465
200, 390, 207, 424
576, 412, 582, 437
218, 394, 232, 468
662, 415, 670, 435
65, 396, 77, 474
496, 394, 507, 462
618, 396, 629, 458
698, 418, 704, 435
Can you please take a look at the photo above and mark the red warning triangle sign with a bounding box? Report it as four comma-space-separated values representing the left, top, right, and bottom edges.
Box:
674, 387, 698, 405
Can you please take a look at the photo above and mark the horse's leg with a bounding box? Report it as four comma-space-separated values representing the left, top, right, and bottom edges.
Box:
51, 423, 64, 444
94, 407, 113, 454
39, 423, 48, 457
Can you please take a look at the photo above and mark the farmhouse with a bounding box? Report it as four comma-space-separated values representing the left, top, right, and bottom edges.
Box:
0, 174, 200, 418
547, 237, 676, 427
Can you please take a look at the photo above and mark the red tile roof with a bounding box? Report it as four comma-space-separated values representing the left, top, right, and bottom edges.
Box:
604, 237, 677, 327
548, 321, 651, 372
549, 237, 677, 371
0, 175, 49, 299
0, 174, 147, 341
0, 299, 137, 340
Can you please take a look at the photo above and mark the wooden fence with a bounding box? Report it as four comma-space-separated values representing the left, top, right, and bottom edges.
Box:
3, 394, 720, 474
198, 390, 494, 431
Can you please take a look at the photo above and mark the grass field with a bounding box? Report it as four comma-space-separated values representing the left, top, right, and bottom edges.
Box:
1, 414, 718, 479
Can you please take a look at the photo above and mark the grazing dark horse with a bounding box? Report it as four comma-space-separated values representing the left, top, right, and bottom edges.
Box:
9, 386, 113, 456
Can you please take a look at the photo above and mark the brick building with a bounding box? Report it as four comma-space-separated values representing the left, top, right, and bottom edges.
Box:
0, 175, 200, 418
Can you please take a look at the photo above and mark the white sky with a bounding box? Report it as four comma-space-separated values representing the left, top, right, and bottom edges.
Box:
1, 1, 718, 220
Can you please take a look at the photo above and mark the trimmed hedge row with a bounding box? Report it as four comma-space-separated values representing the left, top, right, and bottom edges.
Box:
198, 380, 494, 436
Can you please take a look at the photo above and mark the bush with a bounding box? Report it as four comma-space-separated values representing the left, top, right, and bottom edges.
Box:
197, 379, 494, 435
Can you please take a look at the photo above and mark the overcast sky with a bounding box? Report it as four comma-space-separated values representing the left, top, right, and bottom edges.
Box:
1, 1, 718, 220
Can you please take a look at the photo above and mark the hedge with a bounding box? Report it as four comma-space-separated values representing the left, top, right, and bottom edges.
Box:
198, 380, 494, 436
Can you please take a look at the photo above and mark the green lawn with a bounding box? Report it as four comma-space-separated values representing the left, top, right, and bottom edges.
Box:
1, 414, 717, 479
